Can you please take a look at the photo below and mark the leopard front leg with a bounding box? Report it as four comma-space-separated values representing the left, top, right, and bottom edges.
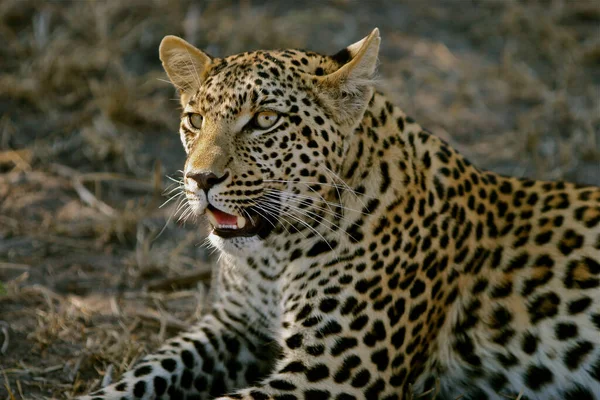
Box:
213, 349, 402, 400
78, 313, 275, 400
212, 314, 422, 400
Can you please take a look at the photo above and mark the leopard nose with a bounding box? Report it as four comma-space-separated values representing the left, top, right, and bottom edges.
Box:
186, 171, 229, 192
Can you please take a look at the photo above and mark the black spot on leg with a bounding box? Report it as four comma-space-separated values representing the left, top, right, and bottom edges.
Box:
364, 378, 385, 399
564, 340, 594, 370
568, 297, 592, 314
281, 360, 306, 374
521, 332, 538, 355
490, 306, 512, 329
181, 349, 195, 369
319, 298, 339, 313
562, 384, 596, 400
161, 358, 177, 372
168, 386, 184, 399
285, 333, 303, 349
269, 379, 296, 391
524, 364, 553, 390
245, 362, 261, 385
453, 335, 481, 367
181, 369, 194, 389
296, 304, 312, 321
154, 376, 167, 396
194, 376, 207, 391
334, 355, 361, 383
316, 320, 342, 338
209, 371, 226, 397
391, 326, 405, 349
363, 320, 386, 346
370, 348, 389, 371
304, 389, 331, 400
134, 365, 152, 377
351, 369, 371, 388
133, 381, 146, 398
306, 364, 330, 382
306, 344, 325, 356
331, 337, 358, 356
496, 352, 518, 368
488, 373, 508, 391
555, 322, 578, 341
250, 390, 269, 400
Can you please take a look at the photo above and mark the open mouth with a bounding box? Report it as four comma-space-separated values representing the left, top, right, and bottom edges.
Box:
205, 204, 271, 238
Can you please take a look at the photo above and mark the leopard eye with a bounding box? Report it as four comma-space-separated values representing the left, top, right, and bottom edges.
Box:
188, 113, 203, 129
253, 111, 279, 130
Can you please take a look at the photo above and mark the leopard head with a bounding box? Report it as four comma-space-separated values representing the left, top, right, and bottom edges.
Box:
159, 29, 380, 254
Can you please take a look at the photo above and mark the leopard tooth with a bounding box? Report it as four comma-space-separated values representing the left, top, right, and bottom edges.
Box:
237, 216, 246, 229
206, 210, 218, 227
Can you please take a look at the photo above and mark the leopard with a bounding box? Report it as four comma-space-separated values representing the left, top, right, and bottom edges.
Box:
79, 28, 600, 400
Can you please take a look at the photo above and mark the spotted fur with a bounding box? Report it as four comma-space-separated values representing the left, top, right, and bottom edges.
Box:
79, 29, 600, 400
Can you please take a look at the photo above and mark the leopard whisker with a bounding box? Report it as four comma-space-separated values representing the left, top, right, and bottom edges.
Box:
251, 201, 306, 238
264, 188, 369, 216
250, 203, 294, 236
176, 198, 196, 224
247, 204, 279, 232
264, 187, 346, 212
257, 199, 348, 251
318, 163, 346, 211
261, 192, 363, 230
259, 198, 359, 244
166, 176, 184, 184
319, 163, 370, 210
256, 200, 338, 257
263, 179, 377, 199
175, 196, 190, 214
163, 184, 184, 196
261, 191, 344, 220
246, 196, 304, 238
159, 191, 186, 209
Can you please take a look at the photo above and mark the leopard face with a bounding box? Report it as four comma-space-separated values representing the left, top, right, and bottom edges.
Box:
160, 33, 379, 254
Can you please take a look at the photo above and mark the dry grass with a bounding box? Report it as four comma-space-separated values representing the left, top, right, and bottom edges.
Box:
0, 0, 598, 399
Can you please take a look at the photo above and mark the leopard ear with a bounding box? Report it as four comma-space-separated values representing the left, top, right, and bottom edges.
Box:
159, 36, 212, 104
317, 28, 380, 124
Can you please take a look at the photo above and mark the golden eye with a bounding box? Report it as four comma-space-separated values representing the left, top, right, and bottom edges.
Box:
253, 111, 280, 130
188, 113, 203, 129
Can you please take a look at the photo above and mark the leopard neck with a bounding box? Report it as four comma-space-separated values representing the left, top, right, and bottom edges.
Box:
339, 91, 512, 273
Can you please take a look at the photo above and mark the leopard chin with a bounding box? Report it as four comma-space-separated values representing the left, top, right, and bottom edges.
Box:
207, 233, 264, 256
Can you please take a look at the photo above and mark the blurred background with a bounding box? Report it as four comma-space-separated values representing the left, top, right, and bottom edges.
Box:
0, 0, 598, 398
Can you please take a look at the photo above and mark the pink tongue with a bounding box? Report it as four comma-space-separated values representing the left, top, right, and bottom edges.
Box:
211, 208, 238, 226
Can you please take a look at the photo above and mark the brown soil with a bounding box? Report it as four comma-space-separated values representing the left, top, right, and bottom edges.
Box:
1, 0, 598, 398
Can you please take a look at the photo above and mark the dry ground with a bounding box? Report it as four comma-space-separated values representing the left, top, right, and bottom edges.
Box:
0, 0, 599, 398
